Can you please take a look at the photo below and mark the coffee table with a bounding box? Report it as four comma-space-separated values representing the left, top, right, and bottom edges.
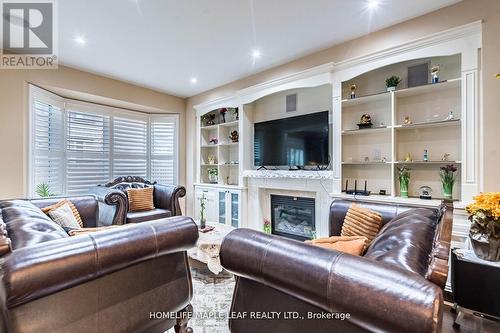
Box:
188, 223, 236, 274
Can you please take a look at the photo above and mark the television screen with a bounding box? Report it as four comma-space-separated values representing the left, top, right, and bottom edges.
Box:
254, 111, 329, 167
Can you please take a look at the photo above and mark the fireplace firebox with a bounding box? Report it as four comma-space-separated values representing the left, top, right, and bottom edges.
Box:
270, 195, 315, 241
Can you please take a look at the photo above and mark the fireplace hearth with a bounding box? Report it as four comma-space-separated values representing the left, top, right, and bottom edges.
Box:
270, 195, 315, 241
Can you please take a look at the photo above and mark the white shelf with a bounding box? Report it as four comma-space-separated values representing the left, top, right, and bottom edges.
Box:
200, 124, 218, 130
342, 91, 390, 106
219, 163, 239, 167
342, 161, 391, 165
201, 144, 218, 148
219, 120, 239, 128
194, 183, 245, 190
395, 78, 461, 98
342, 126, 391, 135
394, 119, 460, 130
394, 160, 461, 164
219, 142, 239, 147
330, 192, 443, 207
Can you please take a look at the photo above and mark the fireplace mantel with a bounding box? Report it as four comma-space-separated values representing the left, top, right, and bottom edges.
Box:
243, 170, 333, 180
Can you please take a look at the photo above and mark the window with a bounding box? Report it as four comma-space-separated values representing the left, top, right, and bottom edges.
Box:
29, 86, 179, 197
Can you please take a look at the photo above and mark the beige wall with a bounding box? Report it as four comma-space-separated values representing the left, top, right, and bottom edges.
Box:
0, 65, 186, 199
185, 0, 500, 215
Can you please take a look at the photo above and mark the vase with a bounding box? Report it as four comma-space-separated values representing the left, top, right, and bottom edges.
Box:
208, 174, 218, 183
387, 86, 396, 92
442, 182, 453, 200
200, 217, 206, 229
400, 181, 409, 198
470, 222, 500, 261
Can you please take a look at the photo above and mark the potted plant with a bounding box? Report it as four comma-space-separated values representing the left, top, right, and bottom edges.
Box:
207, 167, 218, 183
397, 165, 411, 198
199, 192, 207, 229
466, 192, 500, 261
36, 182, 56, 197
440, 164, 457, 200
385, 75, 401, 92
263, 218, 272, 234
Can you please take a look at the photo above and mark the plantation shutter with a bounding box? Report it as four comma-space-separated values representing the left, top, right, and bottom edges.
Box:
112, 115, 148, 178
32, 98, 64, 197
65, 108, 111, 195
150, 115, 178, 184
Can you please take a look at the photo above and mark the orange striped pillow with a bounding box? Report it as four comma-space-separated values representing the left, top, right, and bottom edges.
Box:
42, 199, 83, 228
126, 187, 155, 212
341, 204, 382, 244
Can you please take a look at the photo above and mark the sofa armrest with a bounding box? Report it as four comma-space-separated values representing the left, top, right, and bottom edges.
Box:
89, 186, 128, 225
153, 184, 186, 216
220, 229, 443, 333
2, 216, 198, 308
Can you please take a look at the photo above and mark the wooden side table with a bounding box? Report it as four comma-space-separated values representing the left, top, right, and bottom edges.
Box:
450, 248, 500, 330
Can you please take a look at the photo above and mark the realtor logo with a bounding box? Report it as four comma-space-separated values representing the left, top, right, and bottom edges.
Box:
1, 0, 58, 68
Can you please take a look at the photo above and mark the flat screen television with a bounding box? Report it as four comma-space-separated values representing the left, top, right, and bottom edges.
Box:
254, 111, 329, 167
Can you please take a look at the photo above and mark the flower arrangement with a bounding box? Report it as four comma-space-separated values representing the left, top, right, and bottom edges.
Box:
466, 192, 500, 261
263, 218, 272, 234
207, 167, 218, 183
385, 75, 401, 91
397, 165, 411, 198
440, 164, 457, 200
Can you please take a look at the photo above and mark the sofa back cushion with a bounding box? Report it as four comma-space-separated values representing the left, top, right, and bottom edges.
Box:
30, 196, 98, 228
364, 208, 440, 277
0, 200, 68, 250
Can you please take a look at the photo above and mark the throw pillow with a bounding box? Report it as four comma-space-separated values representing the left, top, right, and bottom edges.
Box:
127, 187, 155, 212
42, 199, 83, 228
68, 225, 121, 236
306, 236, 368, 256
341, 204, 382, 244
48, 203, 82, 231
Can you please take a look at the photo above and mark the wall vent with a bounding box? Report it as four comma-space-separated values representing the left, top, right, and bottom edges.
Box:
286, 93, 297, 112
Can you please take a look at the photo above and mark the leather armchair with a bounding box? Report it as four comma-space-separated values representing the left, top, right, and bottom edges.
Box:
0, 197, 198, 333
220, 199, 453, 333
89, 176, 186, 226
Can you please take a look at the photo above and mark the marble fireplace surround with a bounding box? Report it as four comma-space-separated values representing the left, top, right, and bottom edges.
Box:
244, 170, 333, 238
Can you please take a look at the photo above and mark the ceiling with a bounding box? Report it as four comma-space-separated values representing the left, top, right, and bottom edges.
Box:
58, 0, 461, 98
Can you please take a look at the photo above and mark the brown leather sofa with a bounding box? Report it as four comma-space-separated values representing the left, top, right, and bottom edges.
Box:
220, 199, 453, 333
0, 196, 198, 333
90, 176, 186, 226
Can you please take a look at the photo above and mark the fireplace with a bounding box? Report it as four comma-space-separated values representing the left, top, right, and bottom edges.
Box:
270, 195, 315, 241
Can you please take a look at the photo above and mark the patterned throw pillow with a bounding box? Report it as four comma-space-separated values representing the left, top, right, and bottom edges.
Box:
42, 199, 83, 228
341, 204, 382, 244
48, 203, 82, 230
126, 187, 155, 212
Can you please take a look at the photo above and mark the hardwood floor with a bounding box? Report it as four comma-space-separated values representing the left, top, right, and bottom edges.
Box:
443, 302, 500, 333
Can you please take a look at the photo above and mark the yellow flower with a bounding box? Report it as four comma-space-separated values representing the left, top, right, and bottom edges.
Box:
466, 192, 500, 220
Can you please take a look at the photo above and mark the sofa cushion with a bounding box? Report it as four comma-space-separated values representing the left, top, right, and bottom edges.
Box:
306, 236, 368, 256
364, 208, 440, 277
0, 200, 68, 250
41, 199, 84, 227
126, 187, 155, 212
126, 208, 172, 224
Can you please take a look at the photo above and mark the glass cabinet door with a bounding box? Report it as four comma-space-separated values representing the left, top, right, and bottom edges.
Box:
219, 191, 226, 224
231, 192, 239, 228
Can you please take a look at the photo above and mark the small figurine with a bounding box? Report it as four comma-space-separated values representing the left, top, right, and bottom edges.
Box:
203, 114, 216, 126
445, 111, 454, 121
364, 156, 370, 163
442, 153, 450, 161
233, 108, 239, 121
381, 157, 388, 163
219, 108, 228, 123
404, 153, 412, 162
209, 137, 218, 145
229, 130, 239, 143
379, 122, 386, 128
350, 84, 357, 99
423, 149, 429, 162
431, 65, 440, 84
403, 116, 412, 125
358, 114, 373, 129
207, 155, 216, 165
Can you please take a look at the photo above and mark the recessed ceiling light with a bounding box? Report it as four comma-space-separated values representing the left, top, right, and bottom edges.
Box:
73, 35, 86, 46
252, 49, 261, 59
366, 0, 379, 9
190, 77, 198, 84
